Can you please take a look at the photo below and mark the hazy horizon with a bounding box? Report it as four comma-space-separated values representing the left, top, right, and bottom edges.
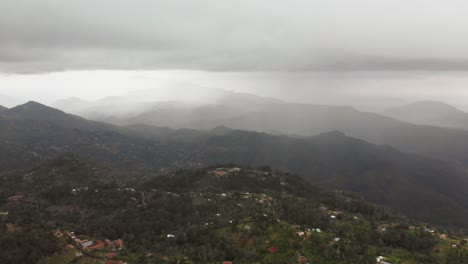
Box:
3, 1, 468, 111
3, 70, 468, 112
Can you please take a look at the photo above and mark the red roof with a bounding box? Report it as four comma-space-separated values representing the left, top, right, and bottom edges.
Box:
223, 262, 233, 264
106, 253, 118, 259
105, 261, 123, 264
105, 239, 113, 247
267, 246, 279, 253
214, 170, 228, 176
114, 239, 124, 248
89, 241, 104, 251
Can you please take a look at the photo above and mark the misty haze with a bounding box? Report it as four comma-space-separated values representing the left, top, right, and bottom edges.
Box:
0, 1, 467, 264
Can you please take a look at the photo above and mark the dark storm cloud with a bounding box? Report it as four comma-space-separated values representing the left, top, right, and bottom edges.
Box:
2, 0, 468, 73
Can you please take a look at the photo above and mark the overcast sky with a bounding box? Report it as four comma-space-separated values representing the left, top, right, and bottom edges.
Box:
1, 0, 468, 109
3, 0, 468, 72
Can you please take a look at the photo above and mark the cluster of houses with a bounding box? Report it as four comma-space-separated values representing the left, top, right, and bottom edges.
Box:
292, 225, 323, 239
252, 193, 274, 206
71, 186, 137, 194
55, 229, 128, 263
212, 167, 242, 177
378, 223, 441, 235
381, 223, 465, 249
82, 238, 124, 252
8, 194, 24, 202
447, 238, 468, 250
413, 226, 468, 249
71, 187, 92, 193
118, 187, 136, 192
319, 206, 348, 220
292, 225, 343, 245
60, 230, 125, 258
0, 195, 25, 233
229, 192, 276, 208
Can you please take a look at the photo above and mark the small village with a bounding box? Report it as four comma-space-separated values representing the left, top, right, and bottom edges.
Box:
1, 167, 467, 264
40, 228, 128, 264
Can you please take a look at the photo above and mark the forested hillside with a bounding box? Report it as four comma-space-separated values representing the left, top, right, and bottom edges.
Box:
0, 157, 466, 264
1, 102, 468, 227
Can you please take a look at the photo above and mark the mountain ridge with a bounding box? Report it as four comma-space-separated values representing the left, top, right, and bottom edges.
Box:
1, 101, 113, 131
383, 100, 468, 129
0, 102, 467, 227
55, 96, 468, 166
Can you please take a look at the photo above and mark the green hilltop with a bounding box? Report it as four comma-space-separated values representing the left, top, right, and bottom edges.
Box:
0, 157, 466, 264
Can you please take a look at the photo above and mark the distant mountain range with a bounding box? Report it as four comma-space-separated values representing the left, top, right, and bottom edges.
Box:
192, 103, 468, 165
1, 101, 468, 227
51, 94, 468, 166
52, 90, 284, 123
53, 96, 156, 121
383, 101, 468, 130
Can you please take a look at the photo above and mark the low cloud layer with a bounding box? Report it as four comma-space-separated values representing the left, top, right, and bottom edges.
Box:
2, 0, 468, 72
3, 70, 468, 112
